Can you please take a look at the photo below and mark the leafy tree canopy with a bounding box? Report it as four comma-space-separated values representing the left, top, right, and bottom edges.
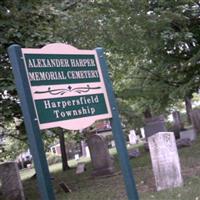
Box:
1, 0, 200, 155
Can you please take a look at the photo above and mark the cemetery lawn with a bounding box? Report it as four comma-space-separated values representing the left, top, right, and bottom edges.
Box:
20, 139, 200, 200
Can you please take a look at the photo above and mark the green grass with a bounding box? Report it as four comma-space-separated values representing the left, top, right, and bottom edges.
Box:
18, 137, 200, 200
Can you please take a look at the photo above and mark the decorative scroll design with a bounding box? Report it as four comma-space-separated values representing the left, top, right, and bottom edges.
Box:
34, 85, 101, 95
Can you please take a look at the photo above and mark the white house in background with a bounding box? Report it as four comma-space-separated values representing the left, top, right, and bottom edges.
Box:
50, 143, 61, 155
49, 141, 81, 160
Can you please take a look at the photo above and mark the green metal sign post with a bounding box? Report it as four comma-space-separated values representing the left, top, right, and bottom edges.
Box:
96, 48, 139, 200
8, 45, 55, 200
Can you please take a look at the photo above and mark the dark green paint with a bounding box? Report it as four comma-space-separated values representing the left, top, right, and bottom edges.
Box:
8, 45, 55, 200
96, 48, 139, 200
23, 54, 100, 86
35, 93, 108, 123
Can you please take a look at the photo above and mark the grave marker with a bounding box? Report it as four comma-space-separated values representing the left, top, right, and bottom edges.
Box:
85, 146, 90, 158
0, 162, 25, 200
144, 115, 166, 138
180, 128, 196, 141
140, 127, 145, 139
76, 163, 86, 174
111, 140, 115, 147
80, 140, 87, 157
148, 132, 183, 191
128, 130, 137, 145
87, 134, 114, 176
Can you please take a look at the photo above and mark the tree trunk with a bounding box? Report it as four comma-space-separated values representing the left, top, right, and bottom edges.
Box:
185, 96, 192, 124
58, 129, 70, 171
172, 111, 184, 139
143, 107, 152, 119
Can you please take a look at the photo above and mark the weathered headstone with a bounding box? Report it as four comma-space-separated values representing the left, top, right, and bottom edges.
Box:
190, 109, 200, 132
180, 128, 196, 141
128, 130, 137, 145
74, 154, 79, 161
148, 132, 183, 191
144, 115, 167, 139
80, 140, 87, 157
128, 149, 140, 159
87, 134, 114, 176
110, 140, 115, 147
76, 162, 86, 174
140, 127, 145, 139
0, 162, 25, 200
172, 111, 184, 139
85, 146, 90, 158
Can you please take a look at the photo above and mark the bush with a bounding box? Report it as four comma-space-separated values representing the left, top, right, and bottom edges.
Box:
46, 153, 62, 166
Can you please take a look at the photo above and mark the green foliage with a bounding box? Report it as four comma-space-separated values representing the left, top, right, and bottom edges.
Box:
0, 0, 64, 155
56, 0, 200, 120
46, 153, 62, 166
147, 2, 200, 89
0, 121, 27, 161
107, 0, 200, 118
1, 0, 200, 158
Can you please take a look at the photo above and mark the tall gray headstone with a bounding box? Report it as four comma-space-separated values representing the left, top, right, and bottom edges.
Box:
148, 132, 183, 191
0, 162, 25, 200
144, 115, 167, 138
87, 134, 114, 176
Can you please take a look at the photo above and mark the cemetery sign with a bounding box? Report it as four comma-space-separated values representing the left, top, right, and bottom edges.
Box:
8, 43, 139, 200
21, 43, 112, 130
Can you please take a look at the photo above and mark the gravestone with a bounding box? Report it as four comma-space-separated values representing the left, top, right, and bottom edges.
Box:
190, 109, 200, 132
76, 163, 86, 174
87, 134, 114, 176
172, 111, 184, 139
0, 162, 25, 200
74, 154, 79, 161
110, 140, 115, 147
85, 146, 90, 158
148, 132, 183, 191
140, 127, 145, 139
180, 128, 196, 141
80, 140, 87, 157
128, 149, 140, 159
128, 130, 137, 145
144, 115, 167, 139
